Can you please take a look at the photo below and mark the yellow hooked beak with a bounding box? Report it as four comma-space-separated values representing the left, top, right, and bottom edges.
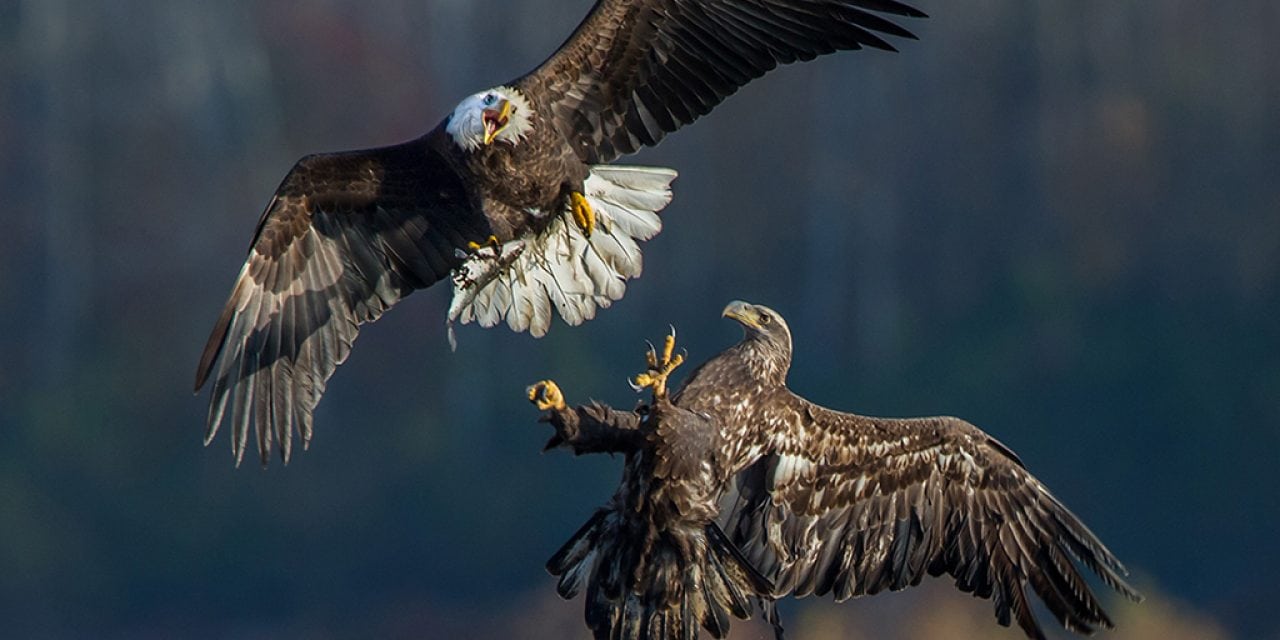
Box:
482, 98, 512, 146
722, 300, 759, 328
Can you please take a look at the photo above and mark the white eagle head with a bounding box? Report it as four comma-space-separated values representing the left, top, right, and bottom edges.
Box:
446, 87, 533, 152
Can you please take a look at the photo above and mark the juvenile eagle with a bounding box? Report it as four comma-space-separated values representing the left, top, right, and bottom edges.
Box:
527, 301, 1142, 640
195, 0, 926, 465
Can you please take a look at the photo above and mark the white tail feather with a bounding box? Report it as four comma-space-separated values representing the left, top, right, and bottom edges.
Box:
447, 165, 677, 345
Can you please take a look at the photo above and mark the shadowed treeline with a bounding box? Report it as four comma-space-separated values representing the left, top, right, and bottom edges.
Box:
1, 1, 1277, 638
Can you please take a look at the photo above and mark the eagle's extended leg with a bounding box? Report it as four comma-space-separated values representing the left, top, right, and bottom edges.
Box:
527, 380, 645, 454
632, 329, 685, 400
570, 191, 595, 237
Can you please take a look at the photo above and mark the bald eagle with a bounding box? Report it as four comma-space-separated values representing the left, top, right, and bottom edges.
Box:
195, 1, 926, 466
527, 301, 1142, 640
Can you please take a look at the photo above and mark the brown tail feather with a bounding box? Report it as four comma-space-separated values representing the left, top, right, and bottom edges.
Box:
548, 510, 773, 640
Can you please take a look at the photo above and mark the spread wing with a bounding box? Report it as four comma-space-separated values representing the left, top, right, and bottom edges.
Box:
723, 398, 1142, 640
194, 131, 489, 467
516, 0, 926, 164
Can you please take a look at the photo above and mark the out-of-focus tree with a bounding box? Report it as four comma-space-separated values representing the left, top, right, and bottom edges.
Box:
1, 0, 1276, 637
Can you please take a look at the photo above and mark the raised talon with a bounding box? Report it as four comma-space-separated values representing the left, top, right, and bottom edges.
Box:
467, 234, 501, 252
527, 379, 566, 411
570, 191, 595, 237
631, 329, 684, 400
660, 331, 677, 368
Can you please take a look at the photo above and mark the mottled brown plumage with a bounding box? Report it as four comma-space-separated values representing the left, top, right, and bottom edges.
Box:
535, 391, 772, 640
531, 301, 1141, 640
197, 0, 925, 466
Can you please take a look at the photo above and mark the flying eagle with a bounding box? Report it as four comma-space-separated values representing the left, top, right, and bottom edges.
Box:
527, 301, 1142, 640
195, 1, 927, 466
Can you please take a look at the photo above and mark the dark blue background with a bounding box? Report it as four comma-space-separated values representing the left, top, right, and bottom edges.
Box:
2, 1, 1275, 638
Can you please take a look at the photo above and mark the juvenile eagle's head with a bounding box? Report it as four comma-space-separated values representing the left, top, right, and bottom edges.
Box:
446, 87, 533, 152
722, 300, 793, 375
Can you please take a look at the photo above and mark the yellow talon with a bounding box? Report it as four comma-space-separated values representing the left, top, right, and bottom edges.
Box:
527, 379, 566, 411
632, 329, 684, 400
570, 192, 595, 237
467, 235, 501, 251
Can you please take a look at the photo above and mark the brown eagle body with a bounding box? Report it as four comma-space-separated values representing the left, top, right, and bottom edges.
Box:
446, 102, 588, 242
541, 398, 770, 639
532, 301, 1141, 640
195, 0, 927, 466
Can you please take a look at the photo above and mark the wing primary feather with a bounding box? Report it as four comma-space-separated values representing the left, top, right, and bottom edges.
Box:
204, 368, 232, 446
194, 294, 236, 391
848, 0, 927, 19
517, 0, 924, 164
229, 344, 254, 468
198, 136, 472, 464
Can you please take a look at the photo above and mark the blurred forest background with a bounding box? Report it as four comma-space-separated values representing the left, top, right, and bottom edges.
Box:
2, 1, 1277, 638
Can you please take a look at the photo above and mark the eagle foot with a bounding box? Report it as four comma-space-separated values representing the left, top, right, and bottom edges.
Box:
467, 235, 501, 252
570, 191, 595, 238
527, 379, 567, 411
631, 329, 684, 400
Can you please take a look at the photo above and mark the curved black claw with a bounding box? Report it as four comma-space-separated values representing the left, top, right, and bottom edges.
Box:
631, 329, 684, 400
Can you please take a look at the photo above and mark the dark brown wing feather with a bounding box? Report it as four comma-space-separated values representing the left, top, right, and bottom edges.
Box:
725, 398, 1142, 640
195, 129, 488, 466
516, 0, 926, 164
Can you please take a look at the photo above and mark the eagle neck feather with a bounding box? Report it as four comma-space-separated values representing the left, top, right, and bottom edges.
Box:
735, 335, 790, 388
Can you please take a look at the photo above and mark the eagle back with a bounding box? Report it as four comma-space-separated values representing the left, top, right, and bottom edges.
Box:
674, 339, 791, 473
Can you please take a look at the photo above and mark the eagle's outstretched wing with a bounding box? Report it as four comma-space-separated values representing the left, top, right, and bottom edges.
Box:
516, 0, 925, 164
194, 132, 489, 466
724, 398, 1142, 640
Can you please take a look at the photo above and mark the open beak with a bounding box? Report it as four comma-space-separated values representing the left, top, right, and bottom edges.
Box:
722, 300, 757, 328
482, 99, 512, 145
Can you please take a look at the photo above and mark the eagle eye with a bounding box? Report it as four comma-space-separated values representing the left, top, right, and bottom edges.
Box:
758, 313, 772, 325
483, 93, 497, 106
